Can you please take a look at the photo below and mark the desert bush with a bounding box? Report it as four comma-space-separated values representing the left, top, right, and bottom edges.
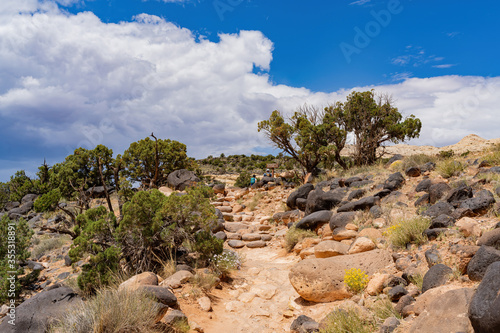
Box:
191, 230, 224, 262
190, 272, 220, 293
371, 298, 401, 322
284, 226, 317, 252
344, 268, 369, 293
408, 273, 424, 291
439, 149, 455, 159
319, 308, 374, 333
437, 159, 464, 178
235, 171, 251, 188
210, 249, 242, 279
398, 154, 436, 171
385, 216, 430, 248
247, 192, 264, 211
31, 235, 70, 259
0, 216, 34, 303
33, 188, 61, 212
48, 287, 165, 333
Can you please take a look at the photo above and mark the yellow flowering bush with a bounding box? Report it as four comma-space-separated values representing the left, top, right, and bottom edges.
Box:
344, 268, 369, 293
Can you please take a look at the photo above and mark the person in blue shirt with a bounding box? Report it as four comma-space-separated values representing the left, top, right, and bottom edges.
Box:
250, 175, 256, 186
263, 169, 272, 177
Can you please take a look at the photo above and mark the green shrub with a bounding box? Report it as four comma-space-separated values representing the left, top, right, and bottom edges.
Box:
371, 298, 401, 322
48, 288, 165, 333
34, 189, 61, 212
319, 308, 374, 333
284, 226, 317, 252
437, 159, 465, 178
235, 171, 251, 188
0, 216, 34, 303
343, 268, 369, 293
191, 230, 223, 262
439, 149, 455, 159
77, 246, 121, 295
398, 154, 437, 171
384, 216, 431, 248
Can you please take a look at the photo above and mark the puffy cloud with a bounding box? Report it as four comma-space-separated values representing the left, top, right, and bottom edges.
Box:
0, 1, 499, 181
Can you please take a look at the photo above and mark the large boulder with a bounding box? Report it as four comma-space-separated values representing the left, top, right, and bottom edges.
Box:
460, 190, 496, 216
477, 229, 500, 250
415, 179, 432, 193
286, 184, 315, 210
468, 261, 500, 333
305, 188, 346, 215
445, 185, 473, 205
421, 201, 454, 219
289, 249, 393, 302
86, 185, 115, 198
8, 201, 33, 218
166, 169, 200, 191
421, 264, 453, 293
407, 288, 474, 333
428, 183, 451, 204
21, 193, 38, 204
329, 212, 358, 231
296, 210, 333, 231
336, 196, 380, 213
467, 245, 500, 281
0, 285, 81, 333
383, 172, 405, 192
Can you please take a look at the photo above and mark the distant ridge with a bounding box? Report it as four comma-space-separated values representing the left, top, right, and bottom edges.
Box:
340, 134, 500, 157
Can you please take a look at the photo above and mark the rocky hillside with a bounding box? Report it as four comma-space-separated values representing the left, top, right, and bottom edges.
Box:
1, 136, 500, 333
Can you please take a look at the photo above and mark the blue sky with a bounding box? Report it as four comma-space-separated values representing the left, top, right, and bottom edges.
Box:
0, 0, 499, 182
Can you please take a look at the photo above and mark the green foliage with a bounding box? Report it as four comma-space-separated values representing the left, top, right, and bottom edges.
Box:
258, 104, 348, 173
343, 268, 369, 293
33, 189, 61, 212
385, 216, 431, 248
319, 308, 374, 333
191, 230, 224, 262
439, 149, 455, 159
370, 298, 402, 321
332, 90, 422, 166
49, 288, 165, 333
235, 171, 251, 188
117, 186, 217, 272
69, 206, 120, 294
6, 170, 36, 202
436, 159, 465, 178
284, 226, 317, 252
0, 216, 34, 303
121, 137, 192, 188
49, 145, 115, 200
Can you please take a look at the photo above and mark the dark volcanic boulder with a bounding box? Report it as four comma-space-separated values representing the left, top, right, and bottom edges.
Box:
337, 196, 380, 213
421, 264, 453, 293
445, 185, 473, 204
286, 183, 315, 210
296, 210, 333, 231
8, 201, 33, 218
86, 185, 115, 198
477, 229, 500, 250
0, 285, 81, 333
349, 180, 373, 188
405, 167, 421, 177
420, 161, 436, 172
383, 172, 405, 191
467, 245, 500, 281
305, 188, 346, 215
167, 169, 200, 191
415, 179, 432, 193
421, 201, 454, 218
329, 212, 357, 231
386, 154, 403, 166
21, 193, 38, 204
428, 183, 451, 204
460, 190, 496, 216
429, 214, 455, 229
344, 176, 363, 187
290, 315, 319, 333
468, 261, 500, 333
414, 193, 430, 207
139, 285, 177, 307
347, 189, 366, 201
